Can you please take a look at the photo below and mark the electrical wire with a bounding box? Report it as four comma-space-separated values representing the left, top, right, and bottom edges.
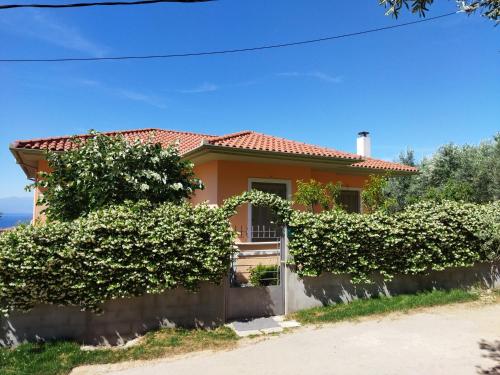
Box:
0, 12, 457, 63
0, 0, 212, 10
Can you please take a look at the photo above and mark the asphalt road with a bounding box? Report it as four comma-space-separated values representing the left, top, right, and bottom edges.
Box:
75, 302, 500, 375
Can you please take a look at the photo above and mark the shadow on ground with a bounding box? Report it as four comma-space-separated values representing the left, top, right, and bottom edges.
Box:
477, 340, 500, 374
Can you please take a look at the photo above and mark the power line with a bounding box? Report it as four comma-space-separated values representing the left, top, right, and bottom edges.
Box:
0, 0, 212, 10
0, 12, 457, 63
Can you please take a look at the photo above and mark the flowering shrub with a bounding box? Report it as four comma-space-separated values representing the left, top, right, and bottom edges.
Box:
30, 131, 202, 221
0, 201, 235, 314
222, 190, 293, 224
288, 200, 500, 283
0, 191, 497, 315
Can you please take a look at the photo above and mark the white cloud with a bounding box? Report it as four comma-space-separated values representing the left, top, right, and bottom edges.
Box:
76, 79, 166, 108
179, 82, 219, 94
0, 10, 108, 57
277, 71, 343, 84
116, 89, 166, 108
77, 79, 101, 87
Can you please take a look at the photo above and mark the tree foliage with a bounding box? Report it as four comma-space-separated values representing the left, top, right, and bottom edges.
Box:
386, 134, 499, 210
380, 0, 500, 23
29, 131, 203, 221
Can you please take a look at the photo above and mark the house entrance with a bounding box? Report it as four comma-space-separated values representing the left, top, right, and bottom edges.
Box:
226, 180, 289, 320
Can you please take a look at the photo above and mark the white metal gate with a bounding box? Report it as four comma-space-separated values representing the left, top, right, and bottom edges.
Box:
226, 225, 286, 320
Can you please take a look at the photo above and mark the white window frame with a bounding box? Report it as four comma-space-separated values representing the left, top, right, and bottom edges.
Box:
339, 187, 363, 214
247, 178, 292, 241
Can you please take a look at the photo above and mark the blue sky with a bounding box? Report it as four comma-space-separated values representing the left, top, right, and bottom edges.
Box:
0, 0, 498, 199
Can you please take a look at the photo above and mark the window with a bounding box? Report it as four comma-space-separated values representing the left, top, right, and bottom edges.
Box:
249, 180, 288, 242
339, 190, 361, 213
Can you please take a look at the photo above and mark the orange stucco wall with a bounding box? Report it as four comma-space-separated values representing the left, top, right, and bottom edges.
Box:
191, 159, 369, 231
191, 160, 219, 206
310, 170, 367, 189
33, 159, 50, 222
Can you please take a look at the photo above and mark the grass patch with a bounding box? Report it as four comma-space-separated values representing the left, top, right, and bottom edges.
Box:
0, 327, 238, 375
291, 289, 479, 325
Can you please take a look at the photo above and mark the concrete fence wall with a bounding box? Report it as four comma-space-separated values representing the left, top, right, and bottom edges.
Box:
285, 262, 500, 313
0, 282, 225, 347
2, 262, 499, 347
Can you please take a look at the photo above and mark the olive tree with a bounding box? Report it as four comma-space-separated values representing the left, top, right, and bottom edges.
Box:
380, 0, 499, 23
385, 133, 499, 210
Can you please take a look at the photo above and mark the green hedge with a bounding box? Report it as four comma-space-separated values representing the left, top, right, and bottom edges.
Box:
0, 201, 235, 314
288, 200, 500, 283
0, 194, 498, 314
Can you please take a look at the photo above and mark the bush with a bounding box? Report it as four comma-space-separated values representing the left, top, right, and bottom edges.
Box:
0, 201, 235, 315
288, 200, 500, 283
1, 189, 497, 314
249, 264, 280, 286
30, 131, 203, 221
294, 179, 342, 213
361, 174, 396, 213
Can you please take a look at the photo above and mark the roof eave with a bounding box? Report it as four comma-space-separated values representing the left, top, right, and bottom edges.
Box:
182, 144, 364, 166
9, 147, 47, 180
348, 165, 419, 175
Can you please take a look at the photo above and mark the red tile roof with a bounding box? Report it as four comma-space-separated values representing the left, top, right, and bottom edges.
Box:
11, 128, 417, 173
206, 131, 361, 160
11, 128, 218, 155
351, 158, 417, 172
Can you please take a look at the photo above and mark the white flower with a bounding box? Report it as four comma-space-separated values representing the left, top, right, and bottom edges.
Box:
171, 182, 183, 191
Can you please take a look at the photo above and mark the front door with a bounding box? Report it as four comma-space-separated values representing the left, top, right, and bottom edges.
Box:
250, 181, 288, 242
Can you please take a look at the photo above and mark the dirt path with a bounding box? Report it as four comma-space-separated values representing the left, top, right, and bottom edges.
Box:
73, 302, 500, 375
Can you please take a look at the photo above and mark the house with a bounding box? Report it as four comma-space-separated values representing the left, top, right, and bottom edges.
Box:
10, 128, 416, 243
10, 128, 416, 284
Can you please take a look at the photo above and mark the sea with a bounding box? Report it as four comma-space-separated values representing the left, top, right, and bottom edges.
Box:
0, 213, 32, 229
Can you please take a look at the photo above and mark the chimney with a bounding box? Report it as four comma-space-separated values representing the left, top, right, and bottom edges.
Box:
356, 131, 371, 158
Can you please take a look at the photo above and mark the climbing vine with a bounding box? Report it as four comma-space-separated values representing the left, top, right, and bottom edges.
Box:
221, 190, 293, 224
